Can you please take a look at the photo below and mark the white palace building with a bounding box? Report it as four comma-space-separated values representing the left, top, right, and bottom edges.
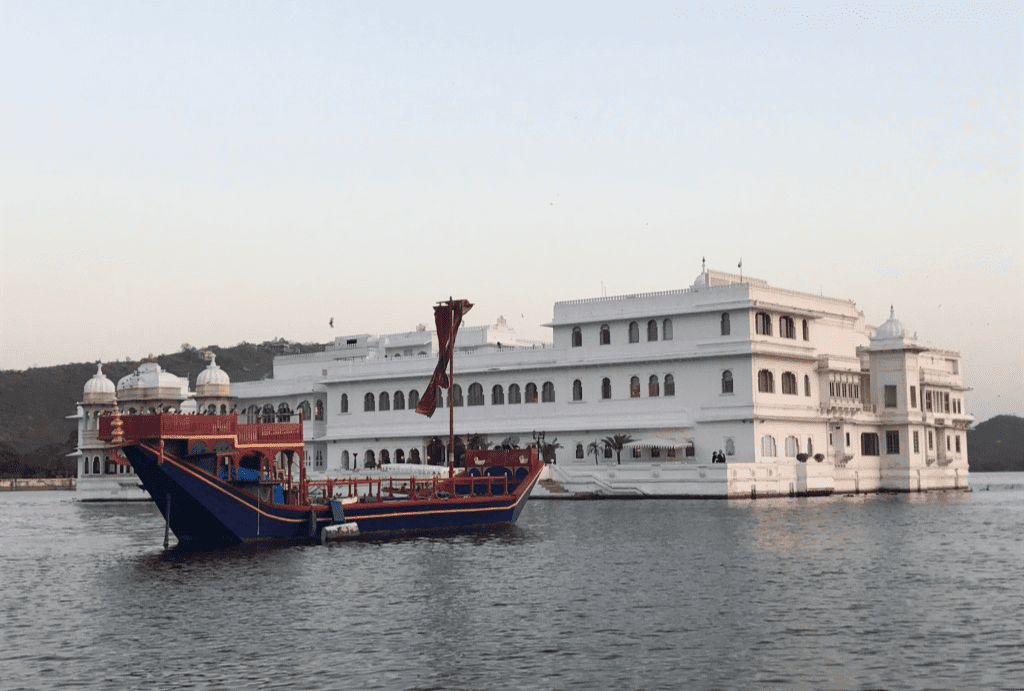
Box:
74, 267, 971, 499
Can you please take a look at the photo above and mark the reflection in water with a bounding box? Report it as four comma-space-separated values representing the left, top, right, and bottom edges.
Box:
2, 478, 1022, 691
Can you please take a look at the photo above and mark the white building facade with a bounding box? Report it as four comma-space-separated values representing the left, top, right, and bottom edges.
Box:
230, 268, 970, 497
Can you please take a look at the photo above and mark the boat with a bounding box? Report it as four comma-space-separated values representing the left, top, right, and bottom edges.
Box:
98, 299, 545, 546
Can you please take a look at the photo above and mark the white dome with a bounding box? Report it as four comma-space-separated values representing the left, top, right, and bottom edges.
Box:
874, 307, 907, 341
197, 354, 230, 387
83, 363, 115, 403
116, 362, 187, 401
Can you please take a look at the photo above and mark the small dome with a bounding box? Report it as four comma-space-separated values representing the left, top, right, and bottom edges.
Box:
83, 363, 115, 403
874, 307, 907, 341
197, 354, 230, 387
117, 362, 187, 401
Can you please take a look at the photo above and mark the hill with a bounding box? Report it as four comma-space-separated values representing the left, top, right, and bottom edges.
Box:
967, 415, 1024, 472
0, 341, 323, 477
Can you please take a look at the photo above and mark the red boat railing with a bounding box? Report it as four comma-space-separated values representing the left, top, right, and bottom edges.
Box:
99, 414, 304, 445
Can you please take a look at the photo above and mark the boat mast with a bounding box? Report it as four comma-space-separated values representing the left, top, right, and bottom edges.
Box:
448, 298, 455, 479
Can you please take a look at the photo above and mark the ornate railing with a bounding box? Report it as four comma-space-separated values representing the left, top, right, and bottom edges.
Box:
99, 414, 303, 445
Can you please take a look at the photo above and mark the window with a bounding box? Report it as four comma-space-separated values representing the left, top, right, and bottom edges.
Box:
277, 403, 292, 422
509, 384, 522, 404
725, 438, 735, 456
576, 444, 584, 459
314, 400, 324, 421
756, 312, 772, 336
944, 393, 950, 413
492, 385, 505, 405
884, 385, 897, 408
685, 442, 695, 457
913, 431, 920, 453
408, 390, 419, 409
394, 390, 405, 410
861, 433, 880, 456
600, 324, 610, 345
572, 326, 582, 347
246, 405, 259, 423
955, 436, 961, 453
364, 393, 375, 412
802, 319, 809, 341
807, 438, 813, 455
542, 382, 555, 403
604, 445, 613, 458
925, 391, 932, 411
886, 430, 900, 455
601, 378, 611, 400
649, 375, 660, 397
804, 375, 811, 397
262, 404, 275, 423
910, 386, 917, 409
785, 436, 800, 457
632, 447, 641, 459
525, 383, 538, 403
721, 313, 730, 336
452, 384, 463, 407
782, 372, 798, 395
758, 370, 774, 393
572, 379, 582, 401
630, 376, 641, 398
780, 316, 796, 339
468, 383, 484, 406
651, 447, 660, 458
628, 321, 640, 343
647, 320, 658, 342
664, 374, 675, 396
298, 401, 311, 421
722, 370, 733, 394
947, 436, 951, 451
663, 319, 673, 340
761, 436, 777, 457
340, 394, 348, 414
379, 392, 390, 411
928, 430, 934, 450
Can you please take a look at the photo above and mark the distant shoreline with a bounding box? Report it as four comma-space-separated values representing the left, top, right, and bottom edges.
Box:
0, 478, 75, 491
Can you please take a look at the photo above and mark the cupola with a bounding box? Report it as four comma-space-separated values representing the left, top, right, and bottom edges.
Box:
83, 363, 116, 404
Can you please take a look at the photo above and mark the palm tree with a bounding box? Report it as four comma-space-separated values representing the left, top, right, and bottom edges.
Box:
539, 438, 563, 464
587, 440, 603, 465
601, 434, 635, 464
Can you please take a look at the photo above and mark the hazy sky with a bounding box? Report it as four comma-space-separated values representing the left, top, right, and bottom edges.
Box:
1, 2, 1021, 423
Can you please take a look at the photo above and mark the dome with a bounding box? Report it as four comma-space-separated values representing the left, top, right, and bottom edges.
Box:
870, 307, 917, 349
196, 355, 230, 387
83, 363, 116, 403
116, 362, 187, 402
196, 354, 231, 398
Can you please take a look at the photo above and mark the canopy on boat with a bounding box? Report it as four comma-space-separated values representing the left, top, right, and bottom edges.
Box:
622, 437, 686, 450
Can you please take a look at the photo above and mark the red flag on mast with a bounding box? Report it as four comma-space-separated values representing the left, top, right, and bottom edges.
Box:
415, 299, 473, 417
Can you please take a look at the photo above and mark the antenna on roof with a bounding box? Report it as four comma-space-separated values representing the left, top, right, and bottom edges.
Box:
738, 258, 743, 283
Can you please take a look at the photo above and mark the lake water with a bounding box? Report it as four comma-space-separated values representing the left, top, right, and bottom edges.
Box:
2, 473, 1022, 691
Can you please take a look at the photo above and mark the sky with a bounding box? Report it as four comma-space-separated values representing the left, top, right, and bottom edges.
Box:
1, 1, 1021, 424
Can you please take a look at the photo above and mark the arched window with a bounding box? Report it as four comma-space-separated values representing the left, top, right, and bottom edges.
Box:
525, 383, 538, 403
630, 375, 640, 398
379, 392, 391, 411
601, 378, 611, 400
647, 320, 658, 342
408, 390, 419, 409
804, 375, 811, 397
684, 442, 695, 458
364, 393, 375, 412
722, 370, 734, 394
393, 390, 405, 410
451, 384, 463, 407
315, 400, 324, 420
93, 457, 101, 474
364, 450, 375, 468
576, 443, 584, 459
492, 385, 504, 405
395, 449, 405, 463
628, 321, 640, 343
342, 450, 350, 469
663, 319, 673, 340
340, 394, 348, 414
648, 375, 660, 397
509, 384, 522, 404
604, 445, 613, 459
780, 316, 796, 339
262, 404, 275, 423
756, 312, 772, 336
572, 379, 583, 401
785, 436, 799, 456
758, 370, 774, 393
802, 319, 809, 341
807, 438, 813, 455
664, 374, 675, 396
206, 404, 217, 415
761, 435, 777, 457
277, 403, 292, 422
600, 324, 610, 345
247, 405, 259, 423
541, 381, 555, 402
380, 449, 390, 465
721, 313, 731, 335
781, 372, 797, 395
725, 438, 735, 456
83, 457, 89, 474
468, 383, 484, 406
572, 326, 582, 347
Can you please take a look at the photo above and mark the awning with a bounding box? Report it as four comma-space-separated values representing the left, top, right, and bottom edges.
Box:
622, 437, 687, 450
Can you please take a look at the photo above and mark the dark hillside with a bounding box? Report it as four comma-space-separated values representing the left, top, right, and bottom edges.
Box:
0, 341, 324, 476
967, 415, 1024, 472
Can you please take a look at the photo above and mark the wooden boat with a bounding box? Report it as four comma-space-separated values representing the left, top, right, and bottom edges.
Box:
99, 299, 544, 546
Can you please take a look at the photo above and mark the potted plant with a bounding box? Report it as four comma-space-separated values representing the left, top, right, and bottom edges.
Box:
796, 453, 809, 462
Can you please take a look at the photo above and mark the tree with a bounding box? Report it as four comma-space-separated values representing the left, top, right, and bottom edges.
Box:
601, 434, 635, 464
539, 438, 562, 464
587, 440, 603, 465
